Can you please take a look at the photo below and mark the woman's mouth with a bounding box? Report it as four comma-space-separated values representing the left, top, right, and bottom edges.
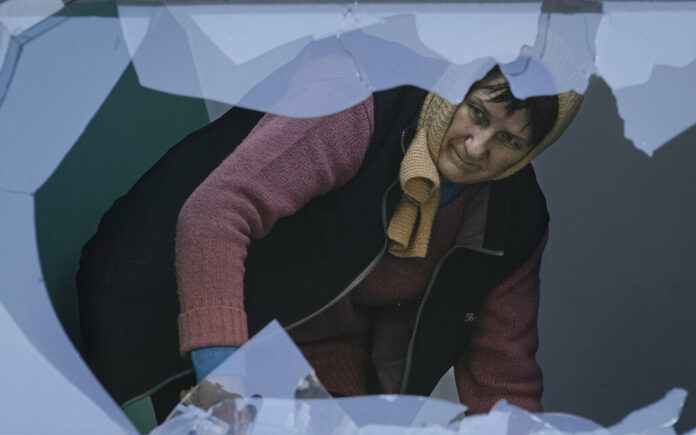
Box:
450, 143, 478, 169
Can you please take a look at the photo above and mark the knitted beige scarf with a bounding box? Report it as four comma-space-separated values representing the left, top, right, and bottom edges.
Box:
387, 90, 583, 258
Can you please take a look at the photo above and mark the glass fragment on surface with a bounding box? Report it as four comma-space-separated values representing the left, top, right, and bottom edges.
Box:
154, 321, 359, 435
150, 320, 691, 434
608, 388, 687, 435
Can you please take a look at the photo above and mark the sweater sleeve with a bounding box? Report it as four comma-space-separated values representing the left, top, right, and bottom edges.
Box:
454, 229, 548, 414
176, 97, 375, 355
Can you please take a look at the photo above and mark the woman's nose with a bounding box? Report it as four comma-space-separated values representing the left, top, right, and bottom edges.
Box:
465, 130, 492, 160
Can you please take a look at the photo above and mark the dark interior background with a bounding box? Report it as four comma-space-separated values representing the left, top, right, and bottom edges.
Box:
534, 76, 696, 431
34, 56, 695, 434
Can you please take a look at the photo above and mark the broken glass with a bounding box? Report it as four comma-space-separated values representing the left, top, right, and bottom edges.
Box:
152, 321, 690, 434
1, 0, 696, 433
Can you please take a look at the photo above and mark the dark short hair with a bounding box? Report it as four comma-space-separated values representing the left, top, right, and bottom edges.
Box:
469, 66, 559, 147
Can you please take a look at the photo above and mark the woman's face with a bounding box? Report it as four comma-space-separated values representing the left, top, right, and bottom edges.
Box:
437, 77, 534, 184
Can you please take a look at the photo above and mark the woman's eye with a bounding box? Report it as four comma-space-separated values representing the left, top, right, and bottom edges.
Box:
469, 104, 484, 121
500, 133, 519, 148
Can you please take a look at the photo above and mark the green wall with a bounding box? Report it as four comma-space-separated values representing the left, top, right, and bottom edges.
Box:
34, 61, 209, 431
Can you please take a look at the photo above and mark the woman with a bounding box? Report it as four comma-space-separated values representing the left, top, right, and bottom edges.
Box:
175, 66, 583, 413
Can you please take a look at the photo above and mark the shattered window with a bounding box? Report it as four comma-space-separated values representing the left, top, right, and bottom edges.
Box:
0, 0, 695, 433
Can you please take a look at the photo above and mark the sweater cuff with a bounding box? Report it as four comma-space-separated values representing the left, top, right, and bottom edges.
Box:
178, 305, 249, 356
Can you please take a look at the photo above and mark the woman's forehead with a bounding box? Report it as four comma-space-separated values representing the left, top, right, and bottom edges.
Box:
466, 91, 511, 117
461, 90, 532, 137
470, 78, 509, 99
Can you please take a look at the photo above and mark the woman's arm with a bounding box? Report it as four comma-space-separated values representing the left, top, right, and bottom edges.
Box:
176, 97, 374, 356
454, 230, 549, 414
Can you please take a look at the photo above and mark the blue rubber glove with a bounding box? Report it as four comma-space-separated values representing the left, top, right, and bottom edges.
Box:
191, 346, 239, 383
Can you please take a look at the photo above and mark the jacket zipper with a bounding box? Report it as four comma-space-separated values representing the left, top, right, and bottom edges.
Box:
399, 245, 503, 393
286, 180, 399, 331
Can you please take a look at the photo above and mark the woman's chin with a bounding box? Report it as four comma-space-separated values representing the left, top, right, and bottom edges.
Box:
438, 157, 474, 183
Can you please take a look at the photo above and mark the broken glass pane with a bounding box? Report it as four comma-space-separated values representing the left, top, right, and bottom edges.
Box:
0, 15, 131, 193
0, 299, 132, 433
152, 321, 690, 434
0, 0, 64, 37
1, 1, 696, 433
0, 189, 135, 432
595, 1, 696, 155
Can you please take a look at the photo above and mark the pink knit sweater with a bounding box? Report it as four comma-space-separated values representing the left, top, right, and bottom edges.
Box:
176, 96, 545, 414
